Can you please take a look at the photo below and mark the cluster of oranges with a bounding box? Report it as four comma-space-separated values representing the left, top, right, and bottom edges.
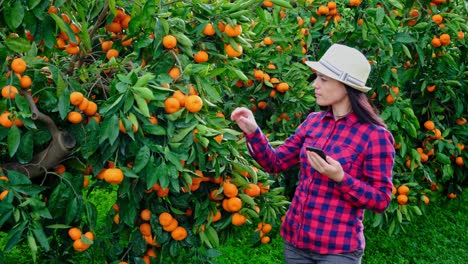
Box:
255, 222, 273, 244
0, 57, 33, 128
136, 209, 159, 263
48, 6, 82, 55
158, 212, 188, 241
315, 1, 341, 23
68, 91, 99, 124
394, 185, 410, 205
164, 88, 203, 114
68, 227, 94, 252
101, 8, 133, 60
201, 21, 244, 58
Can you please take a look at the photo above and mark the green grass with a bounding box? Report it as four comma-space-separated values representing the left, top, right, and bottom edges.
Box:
1, 189, 467, 263
216, 191, 468, 264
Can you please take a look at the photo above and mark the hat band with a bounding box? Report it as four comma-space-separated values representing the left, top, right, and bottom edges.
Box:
319, 59, 366, 87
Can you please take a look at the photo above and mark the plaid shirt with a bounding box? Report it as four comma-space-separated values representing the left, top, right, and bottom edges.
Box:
245, 111, 395, 254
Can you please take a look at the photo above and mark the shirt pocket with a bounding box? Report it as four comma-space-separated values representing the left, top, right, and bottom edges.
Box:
328, 144, 363, 177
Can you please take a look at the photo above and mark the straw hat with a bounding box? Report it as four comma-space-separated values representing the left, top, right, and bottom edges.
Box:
305, 44, 371, 92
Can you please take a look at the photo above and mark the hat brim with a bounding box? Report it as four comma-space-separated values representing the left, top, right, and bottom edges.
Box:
305, 61, 371, 93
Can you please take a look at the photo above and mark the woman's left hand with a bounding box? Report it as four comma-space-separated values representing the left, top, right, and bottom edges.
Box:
306, 151, 344, 182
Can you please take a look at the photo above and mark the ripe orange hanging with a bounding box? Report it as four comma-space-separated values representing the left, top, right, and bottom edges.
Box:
1, 85, 19, 99
164, 97, 181, 114
185, 95, 203, 113
11, 58, 27, 74
193, 50, 209, 63
162, 35, 177, 49
202, 23, 216, 36
103, 168, 124, 184
225, 43, 243, 57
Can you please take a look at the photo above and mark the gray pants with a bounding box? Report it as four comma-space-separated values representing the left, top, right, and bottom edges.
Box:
284, 242, 363, 264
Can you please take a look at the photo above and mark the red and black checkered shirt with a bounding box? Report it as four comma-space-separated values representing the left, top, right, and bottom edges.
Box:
245, 111, 395, 254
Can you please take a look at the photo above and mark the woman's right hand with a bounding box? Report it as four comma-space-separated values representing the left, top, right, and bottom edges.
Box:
230, 107, 259, 135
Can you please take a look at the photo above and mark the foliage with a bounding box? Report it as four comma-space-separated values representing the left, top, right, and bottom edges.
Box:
0, 0, 466, 263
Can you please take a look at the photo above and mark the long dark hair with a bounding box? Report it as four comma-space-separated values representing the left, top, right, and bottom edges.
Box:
346, 85, 386, 127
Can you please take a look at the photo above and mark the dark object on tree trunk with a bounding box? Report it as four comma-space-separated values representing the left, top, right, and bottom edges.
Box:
2, 90, 76, 178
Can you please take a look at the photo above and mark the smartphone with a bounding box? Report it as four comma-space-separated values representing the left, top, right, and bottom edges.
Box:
306, 146, 327, 160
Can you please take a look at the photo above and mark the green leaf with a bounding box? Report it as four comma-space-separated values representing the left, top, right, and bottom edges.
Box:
387, 0, 403, 9
4, 1, 25, 30
27, 232, 38, 262
171, 123, 198, 143
142, 124, 166, 136
132, 87, 155, 100
134, 73, 155, 87
401, 44, 412, 59
205, 225, 219, 248
5, 221, 28, 251
4, 37, 31, 54
103, 114, 120, 145
394, 33, 417, 43
84, 200, 98, 230
134, 94, 150, 117
7, 125, 21, 157
65, 198, 79, 225
435, 153, 451, 164
124, 92, 135, 113
12, 185, 47, 196
16, 131, 33, 163
270, 0, 293, 8
133, 146, 150, 173
32, 222, 50, 252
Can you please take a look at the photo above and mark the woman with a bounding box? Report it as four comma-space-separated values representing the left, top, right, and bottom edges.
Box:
231, 44, 395, 264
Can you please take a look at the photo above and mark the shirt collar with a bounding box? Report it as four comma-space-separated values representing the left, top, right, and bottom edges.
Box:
321, 110, 359, 125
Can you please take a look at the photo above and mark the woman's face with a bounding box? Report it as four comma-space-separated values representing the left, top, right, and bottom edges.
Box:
312, 72, 348, 107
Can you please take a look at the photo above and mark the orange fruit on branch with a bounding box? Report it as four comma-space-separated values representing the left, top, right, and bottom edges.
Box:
164, 97, 181, 114
397, 194, 408, 205
423, 120, 435, 130
140, 209, 151, 221
172, 90, 186, 107
226, 197, 242, 212
11, 58, 27, 74
243, 183, 261, 197
67, 111, 83, 124
1, 85, 19, 99
194, 50, 209, 63
276, 82, 290, 93
225, 43, 243, 57
162, 35, 177, 49
162, 219, 178, 232
231, 212, 247, 226
159, 212, 174, 227
0, 190, 9, 201
397, 185, 410, 195
101, 40, 114, 52
73, 239, 89, 252
139, 223, 152, 236
171, 226, 188, 241
185, 95, 203, 113
223, 182, 238, 198
20, 75, 32, 89
202, 22, 216, 36
103, 168, 124, 184
224, 24, 242, 37
168, 67, 181, 81
69, 92, 84, 106
68, 227, 82, 241
106, 49, 119, 60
